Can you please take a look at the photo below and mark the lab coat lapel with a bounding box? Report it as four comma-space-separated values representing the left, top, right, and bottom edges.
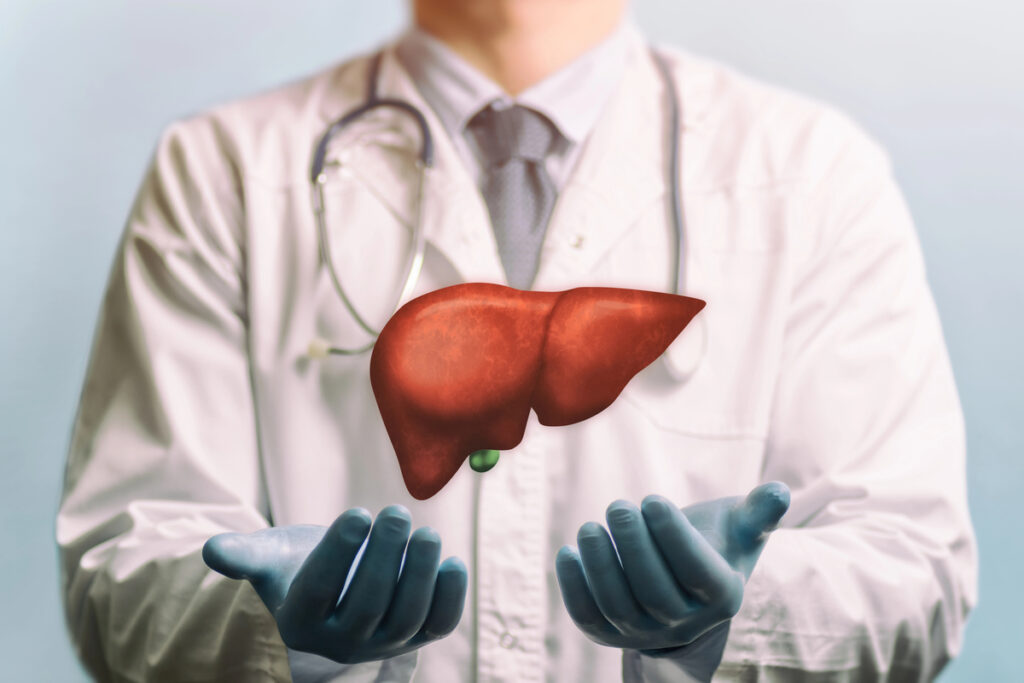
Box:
317, 48, 504, 291
533, 41, 667, 290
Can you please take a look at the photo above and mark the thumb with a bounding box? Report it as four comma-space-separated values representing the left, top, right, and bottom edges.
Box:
733, 481, 790, 547
203, 532, 264, 581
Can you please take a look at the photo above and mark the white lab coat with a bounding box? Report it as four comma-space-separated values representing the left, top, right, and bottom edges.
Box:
58, 31, 976, 683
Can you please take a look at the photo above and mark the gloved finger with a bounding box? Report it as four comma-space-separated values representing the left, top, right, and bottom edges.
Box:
577, 522, 659, 637
203, 531, 291, 610
604, 500, 691, 626
375, 526, 442, 644
203, 532, 260, 581
732, 482, 790, 548
555, 546, 620, 644
331, 505, 412, 641
415, 556, 468, 641
278, 509, 372, 626
641, 495, 743, 609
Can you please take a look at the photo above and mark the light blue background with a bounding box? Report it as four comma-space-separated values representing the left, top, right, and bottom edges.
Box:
2, 1, 1020, 680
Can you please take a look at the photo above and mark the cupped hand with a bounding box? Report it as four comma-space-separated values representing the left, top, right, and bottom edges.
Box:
555, 482, 790, 653
202, 505, 467, 664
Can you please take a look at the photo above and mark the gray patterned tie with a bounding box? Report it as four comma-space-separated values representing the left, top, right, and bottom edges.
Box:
467, 105, 560, 290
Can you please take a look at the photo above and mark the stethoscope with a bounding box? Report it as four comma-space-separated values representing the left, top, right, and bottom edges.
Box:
308, 47, 706, 380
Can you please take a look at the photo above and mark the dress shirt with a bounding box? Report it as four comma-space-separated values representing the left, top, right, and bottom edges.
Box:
395, 22, 632, 190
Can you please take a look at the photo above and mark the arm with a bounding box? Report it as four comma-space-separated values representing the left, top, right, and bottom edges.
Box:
59, 117, 467, 681
56, 119, 293, 681
562, 116, 976, 683
713, 121, 977, 680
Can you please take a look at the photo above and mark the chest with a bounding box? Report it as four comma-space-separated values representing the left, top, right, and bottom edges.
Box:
242, 159, 797, 521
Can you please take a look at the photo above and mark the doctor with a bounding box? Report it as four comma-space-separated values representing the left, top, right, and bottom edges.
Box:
58, 0, 976, 681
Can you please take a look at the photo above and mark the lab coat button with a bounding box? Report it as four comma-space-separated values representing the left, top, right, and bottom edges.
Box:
498, 631, 518, 649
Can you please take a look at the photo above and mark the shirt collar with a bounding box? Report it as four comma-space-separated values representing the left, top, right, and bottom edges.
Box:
395, 20, 635, 147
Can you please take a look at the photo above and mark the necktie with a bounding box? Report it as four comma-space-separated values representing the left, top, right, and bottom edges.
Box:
467, 104, 560, 290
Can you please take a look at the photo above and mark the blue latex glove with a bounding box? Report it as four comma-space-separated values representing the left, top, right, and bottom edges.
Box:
555, 482, 790, 671
202, 505, 467, 664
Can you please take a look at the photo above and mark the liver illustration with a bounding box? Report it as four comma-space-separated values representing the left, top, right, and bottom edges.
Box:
370, 283, 706, 499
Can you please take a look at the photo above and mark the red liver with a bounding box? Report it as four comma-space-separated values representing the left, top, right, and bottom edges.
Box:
370, 283, 706, 499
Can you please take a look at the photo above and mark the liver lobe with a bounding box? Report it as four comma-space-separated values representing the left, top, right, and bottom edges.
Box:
370, 283, 705, 499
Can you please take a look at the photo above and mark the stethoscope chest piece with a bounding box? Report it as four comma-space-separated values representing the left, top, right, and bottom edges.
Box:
662, 314, 707, 382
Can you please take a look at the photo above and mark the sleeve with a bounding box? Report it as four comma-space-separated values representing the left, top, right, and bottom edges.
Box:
56, 118, 293, 681
713, 118, 977, 680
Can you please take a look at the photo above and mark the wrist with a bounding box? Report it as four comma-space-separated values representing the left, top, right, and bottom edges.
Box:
635, 621, 731, 682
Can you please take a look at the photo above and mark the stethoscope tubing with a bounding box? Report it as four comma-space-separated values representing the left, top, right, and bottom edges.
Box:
310, 47, 687, 356
649, 49, 685, 296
